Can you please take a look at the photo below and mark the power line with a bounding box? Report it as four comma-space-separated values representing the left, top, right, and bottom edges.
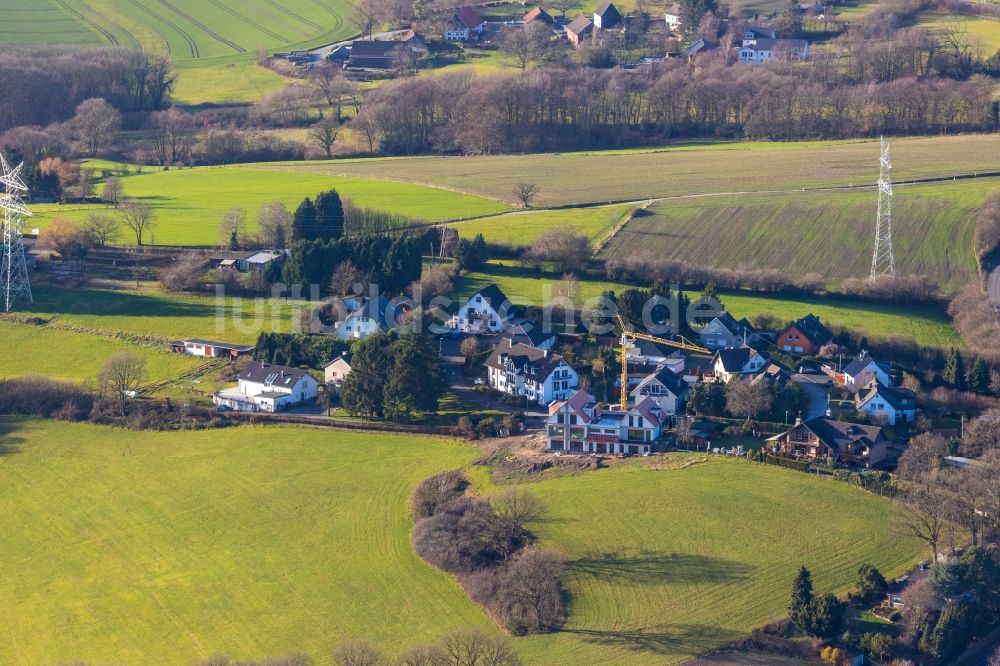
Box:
870, 136, 896, 279
0, 153, 33, 311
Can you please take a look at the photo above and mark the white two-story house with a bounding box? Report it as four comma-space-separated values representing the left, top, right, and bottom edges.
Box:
855, 381, 916, 426
630, 365, 690, 417
711, 346, 768, 382
335, 296, 400, 340
451, 284, 513, 335
698, 313, 759, 350
739, 37, 809, 64
546, 389, 664, 455
485, 340, 578, 405
214, 361, 319, 412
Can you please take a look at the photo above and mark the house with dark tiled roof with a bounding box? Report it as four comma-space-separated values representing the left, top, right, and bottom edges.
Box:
214, 361, 319, 412
485, 340, 578, 404
836, 350, 892, 392
776, 314, 832, 356
630, 365, 690, 416
347, 40, 405, 69
565, 15, 594, 46
545, 389, 664, 455
170, 339, 255, 360
699, 312, 758, 350
767, 416, 889, 467
856, 381, 916, 426
451, 284, 514, 334
593, 0, 622, 28
711, 346, 768, 382
444, 6, 486, 41
335, 296, 403, 340
489, 317, 557, 350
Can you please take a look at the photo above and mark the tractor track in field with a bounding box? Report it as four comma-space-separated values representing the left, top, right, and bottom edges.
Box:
262, 0, 325, 31
207, 0, 286, 42
308, 0, 346, 29
53, 0, 120, 46
127, 0, 195, 57
157, 0, 246, 53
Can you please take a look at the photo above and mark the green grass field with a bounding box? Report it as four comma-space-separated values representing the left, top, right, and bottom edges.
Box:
24, 286, 298, 345
600, 181, 988, 291
171, 61, 291, 106
0, 320, 202, 383
0, 0, 354, 105
517, 456, 921, 665
451, 205, 634, 247
0, 418, 488, 665
34, 166, 508, 246
275, 135, 1000, 208
0, 419, 922, 665
454, 264, 962, 347
914, 10, 1000, 53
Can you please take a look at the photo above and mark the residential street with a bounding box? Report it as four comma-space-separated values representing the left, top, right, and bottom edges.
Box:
790, 372, 832, 419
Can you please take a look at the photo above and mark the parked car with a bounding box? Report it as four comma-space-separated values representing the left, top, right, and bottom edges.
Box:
473, 377, 486, 386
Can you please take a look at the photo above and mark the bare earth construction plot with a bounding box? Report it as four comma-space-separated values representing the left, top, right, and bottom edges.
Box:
0, 419, 921, 666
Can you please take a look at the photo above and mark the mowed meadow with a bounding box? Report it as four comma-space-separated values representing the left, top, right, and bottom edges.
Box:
0, 419, 922, 665
33, 166, 508, 246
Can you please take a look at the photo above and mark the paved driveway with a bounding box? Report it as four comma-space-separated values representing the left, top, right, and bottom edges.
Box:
988, 266, 1000, 306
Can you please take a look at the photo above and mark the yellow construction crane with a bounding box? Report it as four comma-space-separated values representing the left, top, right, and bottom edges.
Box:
616, 314, 709, 409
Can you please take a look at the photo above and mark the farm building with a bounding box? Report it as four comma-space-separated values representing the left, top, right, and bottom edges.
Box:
767, 416, 889, 467
485, 340, 579, 404
170, 339, 255, 360
523, 6, 555, 24
444, 6, 485, 41
214, 361, 319, 413
565, 16, 594, 46
593, 0, 622, 29
546, 389, 664, 455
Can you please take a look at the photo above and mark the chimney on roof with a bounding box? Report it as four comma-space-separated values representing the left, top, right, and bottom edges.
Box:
794, 411, 803, 426
543, 348, 549, 357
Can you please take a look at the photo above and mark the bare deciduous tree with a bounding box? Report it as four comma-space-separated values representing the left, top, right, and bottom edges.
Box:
119, 200, 157, 246
310, 117, 340, 159
102, 176, 124, 207
440, 628, 520, 666
513, 182, 540, 208
150, 107, 198, 166
329, 260, 363, 296
490, 488, 543, 529
498, 22, 553, 71
98, 352, 145, 416
72, 98, 121, 157
332, 640, 385, 666
219, 207, 248, 249
725, 378, 773, 424
84, 213, 119, 247
257, 202, 292, 249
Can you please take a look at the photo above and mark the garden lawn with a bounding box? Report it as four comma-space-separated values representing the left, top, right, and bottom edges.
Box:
32, 166, 507, 246
24, 285, 300, 345
453, 264, 962, 347
275, 135, 1000, 207
600, 180, 988, 292
0, 418, 487, 665
451, 205, 634, 247
515, 456, 922, 665
0, 320, 201, 383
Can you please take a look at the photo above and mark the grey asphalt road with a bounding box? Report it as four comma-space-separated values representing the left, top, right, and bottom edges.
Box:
791, 373, 832, 419
988, 266, 1000, 306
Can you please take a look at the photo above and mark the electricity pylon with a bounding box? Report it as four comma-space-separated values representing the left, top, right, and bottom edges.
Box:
0, 153, 33, 311
870, 136, 896, 279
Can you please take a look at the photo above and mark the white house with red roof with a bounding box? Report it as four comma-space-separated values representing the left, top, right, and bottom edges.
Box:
545, 389, 664, 455
444, 6, 486, 41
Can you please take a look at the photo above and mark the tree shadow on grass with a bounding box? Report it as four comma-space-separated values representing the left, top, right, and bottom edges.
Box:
566, 551, 754, 586
0, 419, 27, 456
562, 623, 743, 656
